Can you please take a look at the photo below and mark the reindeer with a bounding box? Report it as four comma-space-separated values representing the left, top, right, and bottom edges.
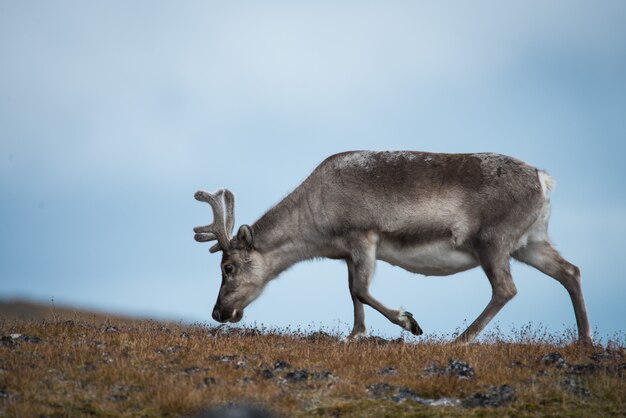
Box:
193, 151, 591, 343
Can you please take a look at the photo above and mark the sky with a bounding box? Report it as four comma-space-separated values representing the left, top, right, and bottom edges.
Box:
1, 1, 625, 341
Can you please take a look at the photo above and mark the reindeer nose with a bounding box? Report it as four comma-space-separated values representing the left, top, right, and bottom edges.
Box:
212, 308, 221, 322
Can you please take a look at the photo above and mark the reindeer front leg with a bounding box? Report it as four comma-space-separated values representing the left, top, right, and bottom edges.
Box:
346, 236, 423, 337
347, 262, 367, 338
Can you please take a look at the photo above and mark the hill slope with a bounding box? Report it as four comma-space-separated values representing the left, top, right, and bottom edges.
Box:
0, 304, 624, 417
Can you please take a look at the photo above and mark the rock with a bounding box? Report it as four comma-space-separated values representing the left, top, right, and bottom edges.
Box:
260, 369, 275, 379
1, 336, 15, 347
367, 383, 461, 406
2, 334, 42, 344
103, 325, 119, 333
379, 366, 398, 375
424, 359, 474, 379
312, 371, 334, 380
191, 403, 278, 418
540, 352, 567, 368
462, 385, 516, 408
207, 355, 238, 363
182, 366, 205, 375
180, 332, 190, 338
426, 398, 462, 407
390, 386, 423, 403
22, 334, 41, 343
284, 369, 334, 382
447, 359, 475, 379
273, 360, 292, 370
285, 370, 309, 382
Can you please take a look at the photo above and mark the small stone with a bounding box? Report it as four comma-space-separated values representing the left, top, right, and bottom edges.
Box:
4, 334, 42, 344
104, 326, 119, 333
311, 371, 334, 380
424, 358, 474, 379
260, 369, 275, 379
23, 334, 42, 343
285, 369, 309, 382
379, 366, 398, 375
182, 366, 204, 374
462, 384, 516, 408
207, 355, 237, 363
1, 336, 15, 347
367, 382, 462, 406
180, 332, 190, 338
390, 386, 422, 403
283, 368, 334, 382
273, 360, 292, 370
446, 359, 474, 379
192, 403, 277, 418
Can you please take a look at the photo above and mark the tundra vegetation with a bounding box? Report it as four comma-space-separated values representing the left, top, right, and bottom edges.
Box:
0, 302, 624, 417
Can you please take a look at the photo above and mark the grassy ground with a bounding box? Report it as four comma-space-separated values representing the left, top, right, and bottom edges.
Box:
0, 309, 624, 417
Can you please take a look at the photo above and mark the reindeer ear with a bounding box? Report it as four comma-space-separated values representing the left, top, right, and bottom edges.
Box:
236, 224, 254, 249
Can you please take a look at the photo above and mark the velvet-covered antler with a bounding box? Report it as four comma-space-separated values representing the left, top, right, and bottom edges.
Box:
193, 189, 235, 253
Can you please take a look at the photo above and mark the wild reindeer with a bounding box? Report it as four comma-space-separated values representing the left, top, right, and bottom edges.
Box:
193, 151, 591, 343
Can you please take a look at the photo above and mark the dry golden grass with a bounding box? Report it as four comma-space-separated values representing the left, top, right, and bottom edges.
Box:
0, 312, 624, 417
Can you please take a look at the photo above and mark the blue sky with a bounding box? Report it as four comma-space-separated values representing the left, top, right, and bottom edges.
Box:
1, 1, 625, 340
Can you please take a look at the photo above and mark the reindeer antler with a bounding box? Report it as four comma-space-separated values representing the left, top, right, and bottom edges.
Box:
193, 189, 235, 253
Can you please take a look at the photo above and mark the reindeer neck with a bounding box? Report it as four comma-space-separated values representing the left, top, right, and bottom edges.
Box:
252, 191, 324, 279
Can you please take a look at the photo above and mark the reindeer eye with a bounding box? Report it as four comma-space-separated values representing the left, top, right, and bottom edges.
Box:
223, 264, 235, 275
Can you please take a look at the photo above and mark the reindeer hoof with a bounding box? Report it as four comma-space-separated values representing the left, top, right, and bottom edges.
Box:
399, 311, 423, 336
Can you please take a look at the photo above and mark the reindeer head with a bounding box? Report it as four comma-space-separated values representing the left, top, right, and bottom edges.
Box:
193, 189, 266, 323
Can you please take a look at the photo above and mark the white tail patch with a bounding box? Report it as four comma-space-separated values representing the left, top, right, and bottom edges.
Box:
538, 170, 556, 198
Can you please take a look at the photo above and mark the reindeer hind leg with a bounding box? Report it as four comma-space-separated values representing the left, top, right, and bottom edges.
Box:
513, 241, 592, 343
